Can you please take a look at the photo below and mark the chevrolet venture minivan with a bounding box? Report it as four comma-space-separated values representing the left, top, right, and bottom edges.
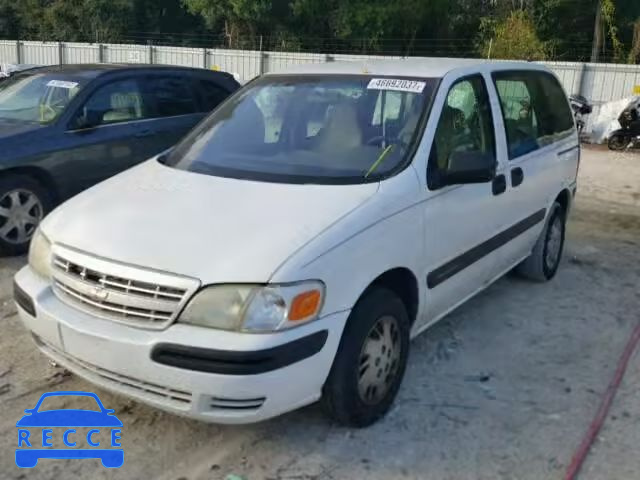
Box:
14, 59, 579, 427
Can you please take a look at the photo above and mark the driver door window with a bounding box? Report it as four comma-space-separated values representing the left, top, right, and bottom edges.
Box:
428, 76, 495, 189
73, 79, 147, 129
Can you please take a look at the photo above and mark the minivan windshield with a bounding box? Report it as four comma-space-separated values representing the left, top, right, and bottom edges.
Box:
0, 72, 85, 124
165, 75, 438, 184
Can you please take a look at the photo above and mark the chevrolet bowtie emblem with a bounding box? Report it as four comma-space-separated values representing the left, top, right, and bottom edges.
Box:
90, 286, 109, 302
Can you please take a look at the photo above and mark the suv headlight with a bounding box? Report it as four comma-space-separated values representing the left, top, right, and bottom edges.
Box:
28, 228, 52, 279
179, 281, 325, 333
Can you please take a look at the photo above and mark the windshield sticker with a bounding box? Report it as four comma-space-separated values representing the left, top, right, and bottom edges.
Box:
367, 78, 426, 93
46, 80, 79, 89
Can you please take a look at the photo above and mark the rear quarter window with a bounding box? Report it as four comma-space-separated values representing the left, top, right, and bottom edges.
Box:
492, 70, 574, 159
197, 80, 231, 112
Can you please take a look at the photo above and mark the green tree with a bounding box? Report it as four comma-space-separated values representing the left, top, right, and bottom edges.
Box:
132, 0, 205, 45
0, 0, 20, 39
182, 0, 273, 47
482, 10, 548, 60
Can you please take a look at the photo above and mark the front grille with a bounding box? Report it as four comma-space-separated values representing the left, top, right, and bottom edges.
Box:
35, 335, 192, 410
52, 254, 196, 330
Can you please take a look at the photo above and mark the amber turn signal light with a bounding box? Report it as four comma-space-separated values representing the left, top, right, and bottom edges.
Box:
288, 290, 322, 322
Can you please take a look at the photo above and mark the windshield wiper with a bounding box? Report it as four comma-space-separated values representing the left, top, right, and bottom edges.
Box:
365, 145, 395, 179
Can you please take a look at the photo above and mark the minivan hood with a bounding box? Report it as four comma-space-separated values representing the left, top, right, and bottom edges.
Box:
43, 160, 378, 283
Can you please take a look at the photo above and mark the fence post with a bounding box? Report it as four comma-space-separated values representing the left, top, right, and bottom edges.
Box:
98, 44, 104, 63
15, 40, 21, 64
258, 35, 264, 75
147, 41, 153, 64
577, 62, 589, 98
58, 42, 64, 65
202, 48, 207, 69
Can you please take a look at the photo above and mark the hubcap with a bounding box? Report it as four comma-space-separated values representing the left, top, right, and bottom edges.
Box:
357, 315, 401, 405
545, 216, 563, 270
0, 189, 43, 245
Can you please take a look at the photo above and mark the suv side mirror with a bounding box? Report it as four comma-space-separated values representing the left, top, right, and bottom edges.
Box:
444, 151, 496, 185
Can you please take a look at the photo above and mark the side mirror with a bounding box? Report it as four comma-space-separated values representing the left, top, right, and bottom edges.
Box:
444, 151, 496, 185
23, 409, 34, 415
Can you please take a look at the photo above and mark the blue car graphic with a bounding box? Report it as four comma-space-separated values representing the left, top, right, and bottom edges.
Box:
16, 391, 123, 468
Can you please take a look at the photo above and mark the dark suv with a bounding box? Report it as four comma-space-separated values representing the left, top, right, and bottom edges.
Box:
0, 64, 240, 254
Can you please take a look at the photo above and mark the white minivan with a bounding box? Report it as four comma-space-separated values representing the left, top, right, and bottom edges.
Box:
14, 59, 579, 427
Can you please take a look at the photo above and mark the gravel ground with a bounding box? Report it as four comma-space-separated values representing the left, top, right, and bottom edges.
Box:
0, 146, 638, 480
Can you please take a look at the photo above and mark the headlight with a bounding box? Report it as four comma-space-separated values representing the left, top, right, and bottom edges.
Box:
28, 228, 52, 279
179, 281, 325, 333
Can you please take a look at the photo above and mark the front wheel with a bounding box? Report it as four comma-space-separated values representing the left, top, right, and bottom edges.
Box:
608, 133, 629, 151
321, 287, 410, 427
0, 175, 51, 256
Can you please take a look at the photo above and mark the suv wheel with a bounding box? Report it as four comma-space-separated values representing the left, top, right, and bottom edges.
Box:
321, 287, 410, 427
516, 202, 566, 281
0, 175, 51, 256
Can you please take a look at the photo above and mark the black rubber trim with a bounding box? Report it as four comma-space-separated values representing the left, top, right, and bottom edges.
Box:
151, 330, 328, 375
427, 209, 546, 289
557, 145, 580, 156
14, 281, 36, 317
492, 174, 507, 195
511, 167, 524, 187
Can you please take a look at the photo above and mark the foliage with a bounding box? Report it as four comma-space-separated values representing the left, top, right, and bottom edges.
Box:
183, 0, 273, 47
0, 0, 638, 63
481, 10, 548, 60
601, 0, 624, 62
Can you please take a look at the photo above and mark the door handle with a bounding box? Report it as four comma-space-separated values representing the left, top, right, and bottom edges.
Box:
134, 129, 154, 138
492, 174, 507, 196
511, 167, 524, 187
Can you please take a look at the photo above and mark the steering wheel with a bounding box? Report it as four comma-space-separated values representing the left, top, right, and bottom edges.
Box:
39, 99, 66, 122
39, 104, 58, 122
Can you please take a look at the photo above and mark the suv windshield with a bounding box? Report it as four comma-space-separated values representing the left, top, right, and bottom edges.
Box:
0, 72, 85, 124
165, 75, 438, 184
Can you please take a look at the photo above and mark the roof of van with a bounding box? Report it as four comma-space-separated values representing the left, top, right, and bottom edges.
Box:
267, 57, 548, 78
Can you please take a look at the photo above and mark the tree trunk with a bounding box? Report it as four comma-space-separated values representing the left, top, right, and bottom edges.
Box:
591, 0, 602, 63
631, 19, 640, 64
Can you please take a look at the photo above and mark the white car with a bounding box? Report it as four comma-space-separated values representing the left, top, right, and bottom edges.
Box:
14, 59, 579, 427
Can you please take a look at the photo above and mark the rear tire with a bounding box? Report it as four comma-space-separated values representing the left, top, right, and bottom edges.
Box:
0, 175, 52, 256
608, 133, 629, 151
516, 202, 566, 282
321, 287, 410, 427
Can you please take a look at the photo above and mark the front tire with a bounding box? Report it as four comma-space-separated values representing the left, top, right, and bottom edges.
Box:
516, 202, 566, 282
0, 175, 51, 256
321, 287, 410, 427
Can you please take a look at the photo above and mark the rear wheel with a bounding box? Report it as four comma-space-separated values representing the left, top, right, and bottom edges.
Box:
321, 287, 410, 427
608, 133, 629, 151
516, 202, 566, 282
0, 175, 51, 256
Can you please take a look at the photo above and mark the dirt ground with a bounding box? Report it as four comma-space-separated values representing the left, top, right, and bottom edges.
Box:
0, 146, 638, 480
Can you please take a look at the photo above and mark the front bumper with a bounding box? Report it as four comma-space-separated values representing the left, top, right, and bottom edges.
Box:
14, 266, 349, 424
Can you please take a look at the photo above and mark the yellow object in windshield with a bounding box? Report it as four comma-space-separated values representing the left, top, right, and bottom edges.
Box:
365, 145, 395, 178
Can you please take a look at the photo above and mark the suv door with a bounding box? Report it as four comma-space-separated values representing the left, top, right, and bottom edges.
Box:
60, 77, 152, 195
490, 70, 578, 265
422, 74, 513, 323
137, 74, 206, 159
